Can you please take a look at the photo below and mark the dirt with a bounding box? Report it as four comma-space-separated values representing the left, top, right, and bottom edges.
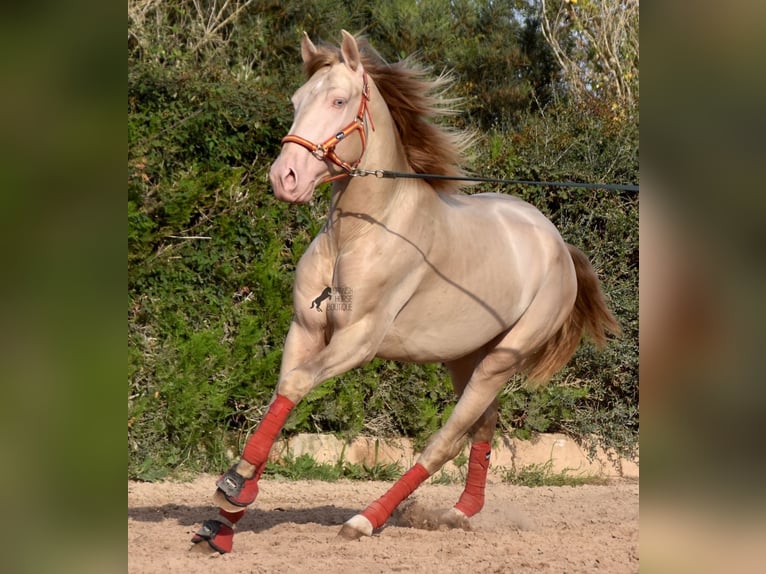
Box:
128, 474, 638, 573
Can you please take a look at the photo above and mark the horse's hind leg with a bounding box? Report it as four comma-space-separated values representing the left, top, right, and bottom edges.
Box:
437, 355, 497, 528
339, 352, 510, 540
452, 407, 496, 515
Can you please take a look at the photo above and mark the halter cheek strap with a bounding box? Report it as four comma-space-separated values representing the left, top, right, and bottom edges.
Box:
281, 72, 375, 181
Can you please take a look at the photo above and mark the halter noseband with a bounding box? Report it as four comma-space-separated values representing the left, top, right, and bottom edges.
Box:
281, 72, 375, 182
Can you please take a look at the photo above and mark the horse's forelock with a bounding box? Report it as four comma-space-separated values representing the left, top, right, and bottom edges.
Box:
302, 38, 377, 77
302, 47, 341, 78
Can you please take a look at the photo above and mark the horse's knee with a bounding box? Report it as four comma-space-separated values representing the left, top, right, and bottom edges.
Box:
275, 368, 315, 404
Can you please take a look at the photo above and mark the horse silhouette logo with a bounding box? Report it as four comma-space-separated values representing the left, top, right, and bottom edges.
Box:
310, 287, 333, 312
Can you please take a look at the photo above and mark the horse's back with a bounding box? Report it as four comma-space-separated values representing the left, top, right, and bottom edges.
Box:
442, 191, 561, 235
433, 191, 570, 281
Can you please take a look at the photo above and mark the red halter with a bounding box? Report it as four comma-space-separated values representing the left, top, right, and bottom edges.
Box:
281, 72, 375, 182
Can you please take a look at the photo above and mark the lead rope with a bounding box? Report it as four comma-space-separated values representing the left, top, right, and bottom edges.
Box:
349, 168, 639, 193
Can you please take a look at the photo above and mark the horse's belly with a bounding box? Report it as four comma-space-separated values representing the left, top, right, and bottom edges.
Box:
376, 294, 521, 363
375, 248, 542, 362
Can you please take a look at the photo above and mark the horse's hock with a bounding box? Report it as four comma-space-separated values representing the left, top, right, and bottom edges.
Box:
268, 432, 638, 480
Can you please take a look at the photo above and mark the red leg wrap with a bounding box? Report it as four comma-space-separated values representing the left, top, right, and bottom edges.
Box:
219, 508, 245, 524
361, 463, 430, 529
216, 394, 295, 507
210, 508, 244, 553
242, 394, 295, 466
454, 442, 491, 517
190, 508, 245, 553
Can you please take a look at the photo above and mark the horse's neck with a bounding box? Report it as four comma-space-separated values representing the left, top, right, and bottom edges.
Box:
327, 98, 415, 244
327, 175, 401, 245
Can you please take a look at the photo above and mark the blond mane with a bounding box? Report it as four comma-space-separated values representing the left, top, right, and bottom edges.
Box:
302, 37, 471, 193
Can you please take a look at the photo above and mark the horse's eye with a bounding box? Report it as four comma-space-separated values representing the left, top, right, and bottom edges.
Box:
333, 98, 347, 108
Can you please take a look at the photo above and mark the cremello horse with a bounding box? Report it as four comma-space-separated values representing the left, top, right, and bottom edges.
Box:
192, 31, 620, 553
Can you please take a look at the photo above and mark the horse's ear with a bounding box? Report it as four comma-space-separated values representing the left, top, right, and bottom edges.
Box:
301, 31, 318, 64
340, 30, 361, 72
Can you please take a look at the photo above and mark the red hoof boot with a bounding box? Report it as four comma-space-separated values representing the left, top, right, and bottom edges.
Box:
191, 519, 234, 554
215, 465, 259, 508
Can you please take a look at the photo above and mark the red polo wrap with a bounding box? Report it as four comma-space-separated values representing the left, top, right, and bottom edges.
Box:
361, 463, 430, 529
454, 442, 491, 517
219, 508, 245, 524
242, 394, 295, 465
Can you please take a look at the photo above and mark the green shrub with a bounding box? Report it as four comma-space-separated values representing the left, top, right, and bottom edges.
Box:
262, 453, 402, 481
501, 460, 609, 487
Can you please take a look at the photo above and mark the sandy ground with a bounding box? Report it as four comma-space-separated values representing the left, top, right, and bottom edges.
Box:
128, 474, 638, 573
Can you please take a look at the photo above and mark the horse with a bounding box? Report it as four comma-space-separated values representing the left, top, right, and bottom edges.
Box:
191, 30, 620, 554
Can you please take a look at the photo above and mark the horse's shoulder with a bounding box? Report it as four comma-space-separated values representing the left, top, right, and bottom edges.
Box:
295, 231, 335, 286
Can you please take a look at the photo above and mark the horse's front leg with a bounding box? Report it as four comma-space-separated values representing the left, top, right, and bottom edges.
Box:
191, 388, 298, 553
192, 318, 384, 553
191, 317, 326, 554
213, 315, 330, 510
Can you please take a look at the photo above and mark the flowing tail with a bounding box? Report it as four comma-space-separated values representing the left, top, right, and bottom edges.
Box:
524, 244, 622, 387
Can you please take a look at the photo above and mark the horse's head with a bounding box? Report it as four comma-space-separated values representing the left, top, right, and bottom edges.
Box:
270, 31, 372, 204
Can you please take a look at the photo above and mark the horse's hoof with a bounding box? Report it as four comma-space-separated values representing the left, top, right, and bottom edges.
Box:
213, 465, 258, 510
441, 507, 473, 531
188, 539, 221, 555
337, 514, 373, 540
213, 488, 250, 513
190, 519, 234, 554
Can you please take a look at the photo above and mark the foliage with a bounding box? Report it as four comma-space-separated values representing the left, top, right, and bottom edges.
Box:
500, 460, 610, 487
429, 452, 469, 485
263, 453, 402, 482
541, 0, 639, 108
128, 0, 638, 479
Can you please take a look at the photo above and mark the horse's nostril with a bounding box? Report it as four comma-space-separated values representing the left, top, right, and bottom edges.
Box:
282, 167, 296, 190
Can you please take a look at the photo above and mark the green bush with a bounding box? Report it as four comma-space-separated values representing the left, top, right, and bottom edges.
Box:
501, 460, 609, 487
264, 452, 402, 481
128, 0, 638, 479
